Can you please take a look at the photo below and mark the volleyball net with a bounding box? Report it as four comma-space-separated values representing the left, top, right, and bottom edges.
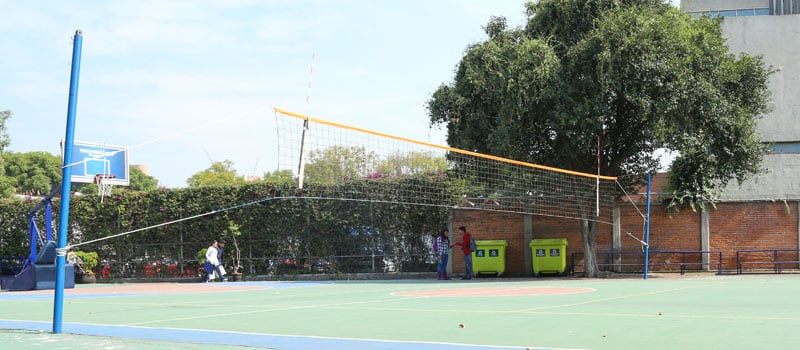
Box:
273, 108, 618, 223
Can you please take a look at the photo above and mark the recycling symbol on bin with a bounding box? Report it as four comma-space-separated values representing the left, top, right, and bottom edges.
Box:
536, 249, 546, 257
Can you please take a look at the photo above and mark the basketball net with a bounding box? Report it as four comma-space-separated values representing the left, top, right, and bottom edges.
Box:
94, 174, 115, 203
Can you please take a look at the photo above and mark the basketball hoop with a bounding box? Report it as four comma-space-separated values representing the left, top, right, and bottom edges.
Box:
94, 174, 116, 203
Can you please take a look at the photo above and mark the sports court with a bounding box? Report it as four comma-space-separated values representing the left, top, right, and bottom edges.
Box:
2, 274, 798, 349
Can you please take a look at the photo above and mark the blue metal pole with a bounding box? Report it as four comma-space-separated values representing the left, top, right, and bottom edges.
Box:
53, 29, 83, 334
46, 201, 53, 241
28, 216, 38, 265
644, 173, 652, 280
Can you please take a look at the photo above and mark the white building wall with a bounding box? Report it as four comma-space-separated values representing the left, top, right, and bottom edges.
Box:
721, 15, 800, 143
683, 0, 769, 13
682, 1, 800, 201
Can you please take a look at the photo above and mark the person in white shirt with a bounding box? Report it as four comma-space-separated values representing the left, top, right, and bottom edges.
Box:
204, 240, 224, 282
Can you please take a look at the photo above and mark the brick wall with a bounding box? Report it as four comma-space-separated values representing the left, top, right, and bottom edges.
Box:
451, 210, 525, 275
709, 202, 798, 270
451, 201, 799, 275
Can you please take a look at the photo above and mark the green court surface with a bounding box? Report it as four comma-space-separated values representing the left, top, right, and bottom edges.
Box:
1, 274, 799, 349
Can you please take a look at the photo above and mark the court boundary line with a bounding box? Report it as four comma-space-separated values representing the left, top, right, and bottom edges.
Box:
0, 319, 578, 350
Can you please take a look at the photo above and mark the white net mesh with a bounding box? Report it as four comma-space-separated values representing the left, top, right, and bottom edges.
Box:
94, 174, 115, 203
274, 108, 618, 223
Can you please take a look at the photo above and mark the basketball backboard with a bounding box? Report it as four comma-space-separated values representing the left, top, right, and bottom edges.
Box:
65, 141, 129, 186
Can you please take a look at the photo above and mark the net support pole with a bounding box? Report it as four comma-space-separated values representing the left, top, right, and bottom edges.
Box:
596, 135, 601, 217
644, 172, 652, 280
53, 29, 83, 334
297, 118, 310, 189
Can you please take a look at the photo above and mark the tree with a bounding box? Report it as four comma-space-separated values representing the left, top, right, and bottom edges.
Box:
186, 160, 245, 188
428, 0, 772, 277
0, 151, 62, 196
0, 110, 12, 197
0, 110, 10, 153
376, 151, 446, 177
303, 146, 378, 184
262, 169, 295, 184
128, 166, 159, 191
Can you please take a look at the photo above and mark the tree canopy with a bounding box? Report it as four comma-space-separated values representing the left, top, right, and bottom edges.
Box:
262, 169, 295, 184
0, 110, 9, 154
302, 146, 447, 185
0, 150, 160, 197
0, 151, 62, 196
0, 110, 12, 197
128, 166, 160, 191
429, 0, 771, 207
427, 0, 773, 276
186, 160, 245, 188
304, 146, 378, 184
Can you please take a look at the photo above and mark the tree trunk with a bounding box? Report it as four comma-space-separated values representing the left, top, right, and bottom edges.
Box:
581, 215, 599, 278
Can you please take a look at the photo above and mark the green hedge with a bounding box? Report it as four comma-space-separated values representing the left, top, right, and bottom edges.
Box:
1, 175, 455, 277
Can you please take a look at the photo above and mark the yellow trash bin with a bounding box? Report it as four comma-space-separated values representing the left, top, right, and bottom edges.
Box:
472, 240, 507, 276
529, 238, 568, 276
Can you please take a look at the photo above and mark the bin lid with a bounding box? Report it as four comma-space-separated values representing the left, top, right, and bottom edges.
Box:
529, 238, 568, 246
474, 240, 507, 247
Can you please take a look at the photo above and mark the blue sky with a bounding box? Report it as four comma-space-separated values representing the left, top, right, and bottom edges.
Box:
1, 1, 679, 188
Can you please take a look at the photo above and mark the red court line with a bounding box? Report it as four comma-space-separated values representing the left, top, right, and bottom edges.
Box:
2, 283, 267, 295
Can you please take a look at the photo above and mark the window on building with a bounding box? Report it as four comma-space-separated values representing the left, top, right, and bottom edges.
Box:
770, 143, 800, 155
754, 8, 771, 15
691, 7, 773, 17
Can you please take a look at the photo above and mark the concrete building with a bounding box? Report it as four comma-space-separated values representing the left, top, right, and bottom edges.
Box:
681, 0, 800, 201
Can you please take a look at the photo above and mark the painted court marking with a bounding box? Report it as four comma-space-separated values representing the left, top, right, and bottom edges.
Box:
0, 282, 265, 296
393, 287, 595, 297
0, 281, 331, 301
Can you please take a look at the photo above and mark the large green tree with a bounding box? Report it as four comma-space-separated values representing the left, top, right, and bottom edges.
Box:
0, 110, 9, 153
376, 151, 446, 177
0, 110, 12, 197
304, 146, 378, 184
0, 150, 160, 196
128, 166, 159, 191
262, 169, 294, 184
186, 160, 245, 188
0, 151, 62, 196
428, 0, 772, 277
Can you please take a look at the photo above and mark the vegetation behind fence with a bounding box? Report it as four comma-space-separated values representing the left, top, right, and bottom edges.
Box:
0, 176, 453, 279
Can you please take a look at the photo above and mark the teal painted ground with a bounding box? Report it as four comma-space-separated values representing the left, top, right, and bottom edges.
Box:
1, 275, 798, 349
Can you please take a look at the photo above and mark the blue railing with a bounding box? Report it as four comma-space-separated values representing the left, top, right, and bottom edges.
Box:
571, 250, 723, 275
736, 249, 800, 274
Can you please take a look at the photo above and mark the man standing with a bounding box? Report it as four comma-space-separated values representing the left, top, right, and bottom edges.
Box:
454, 226, 473, 280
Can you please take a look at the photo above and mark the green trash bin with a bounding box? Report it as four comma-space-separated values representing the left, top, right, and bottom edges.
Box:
529, 238, 568, 276
472, 240, 507, 276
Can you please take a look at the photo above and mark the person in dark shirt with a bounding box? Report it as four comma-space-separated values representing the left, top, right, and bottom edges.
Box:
454, 226, 473, 280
